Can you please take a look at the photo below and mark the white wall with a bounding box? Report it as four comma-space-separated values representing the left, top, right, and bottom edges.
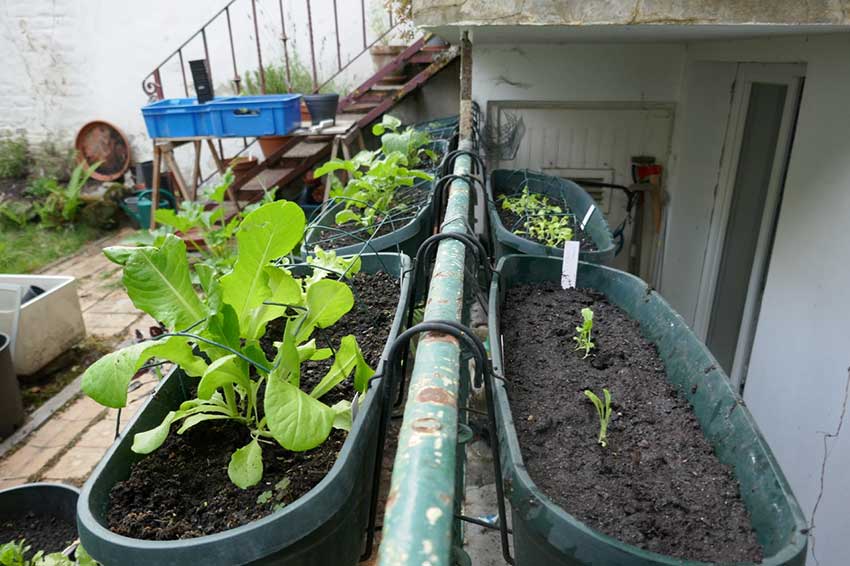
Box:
661, 33, 850, 566
0, 0, 395, 166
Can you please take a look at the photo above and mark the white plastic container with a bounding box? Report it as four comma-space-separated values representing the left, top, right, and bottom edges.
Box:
0, 275, 86, 376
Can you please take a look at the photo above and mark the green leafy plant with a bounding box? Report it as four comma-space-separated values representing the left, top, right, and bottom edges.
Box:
243, 55, 340, 95
499, 186, 574, 247
573, 307, 595, 358
316, 148, 432, 233
371, 115, 435, 168
154, 169, 278, 276
0, 137, 29, 179
584, 388, 612, 447
30, 162, 100, 227
82, 201, 374, 489
0, 197, 34, 227
0, 539, 96, 566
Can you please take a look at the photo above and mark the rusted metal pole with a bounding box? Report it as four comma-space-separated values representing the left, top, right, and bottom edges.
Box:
251, 0, 266, 94
178, 49, 189, 96
305, 0, 319, 92
459, 31, 473, 140
225, 6, 241, 93
201, 28, 212, 87
278, 0, 293, 91
332, 0, 342, 72
377, 30, 475, 566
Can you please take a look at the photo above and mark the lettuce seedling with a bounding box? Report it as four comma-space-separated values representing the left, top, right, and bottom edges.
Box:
499, 186, 574, 247
584, 388, 612, 447
371, 114, 436, 168
0, 539, 96, 566
83, 201, 374, 489
573, 307, 595, 358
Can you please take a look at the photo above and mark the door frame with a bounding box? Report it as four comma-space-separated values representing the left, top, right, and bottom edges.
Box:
692, 63, 804, 390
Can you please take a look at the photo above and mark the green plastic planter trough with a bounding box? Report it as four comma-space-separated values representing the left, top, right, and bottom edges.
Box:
303, 181, 433, 260
488, 169, 616, 264
488, 255, 807, 566
0, 482, 79, 533
77, 253, 412, 566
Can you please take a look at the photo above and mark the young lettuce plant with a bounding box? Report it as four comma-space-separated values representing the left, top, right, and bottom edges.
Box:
82, 200, 373, 489
154, 168, 278, 276
0, 539, 96, 566
371, 114, 435, 168
584, 388, 612, 447
315, 150, 432, 233
499, 186, 574, 247
573, 307, 595, 358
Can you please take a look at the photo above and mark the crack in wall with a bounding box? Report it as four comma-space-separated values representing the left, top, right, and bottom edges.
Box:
809, 366, 850, 566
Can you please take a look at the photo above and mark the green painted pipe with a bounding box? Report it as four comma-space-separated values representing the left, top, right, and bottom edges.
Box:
377, 140, 474, 566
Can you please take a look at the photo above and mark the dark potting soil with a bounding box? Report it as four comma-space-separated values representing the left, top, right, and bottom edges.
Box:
317, 185, 429, 250
501, 283, 763, 563
106, 272, 401, 540
495, 188, 596, 251
0, 511, 77, 553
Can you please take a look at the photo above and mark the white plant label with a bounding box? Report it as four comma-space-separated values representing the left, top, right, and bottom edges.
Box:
561, 241, 580, 289
580, 205, 596, 230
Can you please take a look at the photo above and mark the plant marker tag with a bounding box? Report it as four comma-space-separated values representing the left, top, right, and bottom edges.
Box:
561, 241, 580, 289
580, 205, 596, 230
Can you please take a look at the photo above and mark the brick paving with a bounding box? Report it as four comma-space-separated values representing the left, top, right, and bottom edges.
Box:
0, 229, 160, 489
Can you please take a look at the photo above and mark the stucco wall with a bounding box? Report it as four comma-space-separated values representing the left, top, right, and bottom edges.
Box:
0, 0, 396, 165
413, 0, 850, 28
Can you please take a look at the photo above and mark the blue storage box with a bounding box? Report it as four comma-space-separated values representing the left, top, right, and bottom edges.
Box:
208, 94, 302, 138
141, 98, 213, 138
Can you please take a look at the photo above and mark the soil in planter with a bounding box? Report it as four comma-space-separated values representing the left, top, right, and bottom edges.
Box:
501, 283, 762, 563
317, 185, 429, 250
106, 272, 401, 540
0, 511, 77, 553
495, 189, 596, 251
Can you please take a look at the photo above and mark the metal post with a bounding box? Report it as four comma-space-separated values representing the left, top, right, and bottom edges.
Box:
306, 0, 319, 92
251, 0, 266, 94
278, 0, 293, 91
225, 6, 241, 93
377, 31, 475, 565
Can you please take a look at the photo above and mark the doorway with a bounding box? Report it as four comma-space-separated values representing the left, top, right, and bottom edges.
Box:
694, 63, 804, 392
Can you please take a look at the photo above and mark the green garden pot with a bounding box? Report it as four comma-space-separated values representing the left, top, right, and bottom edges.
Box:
0, 483, 79, 532
76, 253, 412, 566
488, 169, 616, 264
488, 254, 807, 566
303, 181, 433, 260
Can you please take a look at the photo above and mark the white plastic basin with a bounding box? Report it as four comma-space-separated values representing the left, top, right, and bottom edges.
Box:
0, 275, 86, 376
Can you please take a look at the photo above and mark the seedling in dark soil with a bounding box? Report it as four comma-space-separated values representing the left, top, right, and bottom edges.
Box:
499, 186, 574, 247
584, 388, 612, 447
573, 307, 595, 358
0, 539, 96, 566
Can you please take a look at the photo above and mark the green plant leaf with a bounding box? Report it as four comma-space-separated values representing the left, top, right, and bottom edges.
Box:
228, 438, 263, 489
197, 355, 251, 400
244, 266, 302, 341
132, 410, 182, 454
314, 159, 357, 178
176, 413, 231, 434
120, 234, 206, 331
334, 209, 361, 226
143, 339, 208, 377
310, 335, 373, 399
74, 544, 97, 566
154, 208, 194, 233
220, 201, 305, 333
82, 337, 192, 408
103, 245, 146, 266
331, 400, 352, 431
265, 374, 335, 451
296, 279, 354, 342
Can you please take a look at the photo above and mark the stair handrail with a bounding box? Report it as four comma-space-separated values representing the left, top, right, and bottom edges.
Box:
142, 0, 402, 101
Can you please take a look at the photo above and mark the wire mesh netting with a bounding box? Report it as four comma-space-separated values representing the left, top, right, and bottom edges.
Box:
480, 111, 525, 161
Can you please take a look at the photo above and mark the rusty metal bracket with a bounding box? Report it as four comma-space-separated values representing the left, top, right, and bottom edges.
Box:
362, 319, 514, 565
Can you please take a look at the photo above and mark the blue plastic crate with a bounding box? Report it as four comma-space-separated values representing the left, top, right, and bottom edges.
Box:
208, 94, 302, 138
141, 98, 213, 138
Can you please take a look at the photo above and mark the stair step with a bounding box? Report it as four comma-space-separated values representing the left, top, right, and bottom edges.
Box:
240, 168, 295, 192
408, 52, 436, 64
377, 74, 409, 85
369, 84, 401, 92
282, 141, 329, 159
343, 101, 381, 113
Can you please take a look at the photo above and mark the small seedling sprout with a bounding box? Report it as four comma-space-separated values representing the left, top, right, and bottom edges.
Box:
573, 307, 595, 358
584, 388, 612, 447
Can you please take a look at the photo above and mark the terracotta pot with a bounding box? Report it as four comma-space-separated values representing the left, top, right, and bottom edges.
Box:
300, 101, 311, 123
258, 136, 290, 159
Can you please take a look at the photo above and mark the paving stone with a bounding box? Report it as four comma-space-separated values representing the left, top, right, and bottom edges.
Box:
41, 446, 107, 482
57, 396, 106, 423
86, 290, 138, 315
76, 418, 119, 450
0, 445, 61, 478
0, 478, 27, 490
84, 312, 142, 338
123, 314, 161, 341
26, 414, 90, 449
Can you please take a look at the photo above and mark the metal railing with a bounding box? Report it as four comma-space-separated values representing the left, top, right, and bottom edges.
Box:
142, 0, 399, 100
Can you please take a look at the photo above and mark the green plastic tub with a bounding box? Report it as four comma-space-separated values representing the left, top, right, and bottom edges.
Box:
488, 255, 807, 566
0, 482, 79, 534
488, 169, 616, 264
303, 181, 433, 259
76, 253, 412, 566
